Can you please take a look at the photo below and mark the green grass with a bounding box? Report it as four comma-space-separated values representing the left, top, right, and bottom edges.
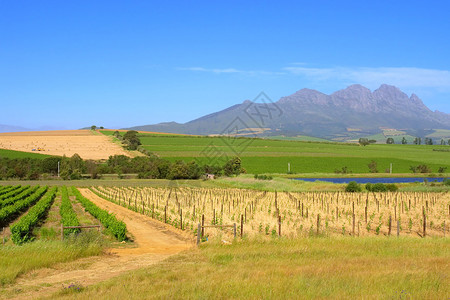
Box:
95, 131, 450, 174
51, 237, 450, 299
130, 134, 450, 174
263, 135, 331, 142
0, 149, 53, 159
0, 231, 105, 286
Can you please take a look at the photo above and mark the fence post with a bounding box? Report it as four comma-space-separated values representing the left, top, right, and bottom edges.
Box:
397, 219, 400, 237
388, 215, 392, 236
164, 206, 167, 224
240, 214, 243, 238
444, 221, 446, 238
278, 215, 282, 236
317, 214, 320, 236
201, 214, 205, 238
423, 206, 426, 237
197, 223, 201, 245
352, 213, 355, 236
180, 209, 183, 230
233, 223, 237, 238
61, 223, 64, 241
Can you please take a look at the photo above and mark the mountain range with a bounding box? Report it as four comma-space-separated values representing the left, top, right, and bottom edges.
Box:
128, 84, 450, 141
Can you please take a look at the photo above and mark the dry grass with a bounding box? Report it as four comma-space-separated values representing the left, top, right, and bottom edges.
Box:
50, 237, 450, 299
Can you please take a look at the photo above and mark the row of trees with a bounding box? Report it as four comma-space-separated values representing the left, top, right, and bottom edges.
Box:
0, 154, 245, 181
360, 137, 450, 145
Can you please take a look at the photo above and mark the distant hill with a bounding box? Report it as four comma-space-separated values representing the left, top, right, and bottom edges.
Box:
0, 124, 31, 133
127, 84, 450, 141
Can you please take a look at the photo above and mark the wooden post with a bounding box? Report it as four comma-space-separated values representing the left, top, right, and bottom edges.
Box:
201, 214, 205, 238
245, 207, 247, 223
301, 203, 304, 217
397, 219, 400, 237
180, 209, 183, 230
365, 206, 367, 224
233, 223, 237, 238
164, 206, 167, 223
388, 215, 392, 236
213, 209, 216, 225
317, 214, 320, 235
152, 203, 154, 218
278, 215, 282, 236
197, 223, 201, 245
423, 207, 426, 237
352, 213, 355, 236
240, 214, 244, 238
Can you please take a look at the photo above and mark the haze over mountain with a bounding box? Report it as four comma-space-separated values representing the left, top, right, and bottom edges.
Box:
128, 84, 450, 141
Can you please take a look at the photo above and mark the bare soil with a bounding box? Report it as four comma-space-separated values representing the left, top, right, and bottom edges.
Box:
2, 189, 193, 299
0, 130, 130, 160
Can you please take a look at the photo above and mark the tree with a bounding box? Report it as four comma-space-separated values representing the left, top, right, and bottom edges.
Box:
345, 181, 361, 192
386, 137, 394, 144
359, 138, 370, 146
438, 166, 447, 173
401, 137, 407, 144
424, 138, 433, 145
441, 139, 446, 145
123, 130, 141, 150
368, 160, 378, 173
414, 137, 421, 145
410, 164, 432, 173
223, 156, 243, 176
91, 125, 97, 130
41, 157, 60, 175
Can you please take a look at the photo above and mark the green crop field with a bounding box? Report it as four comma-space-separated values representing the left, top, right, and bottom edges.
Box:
98, 131, 450, 174
0, 149, 53, 160
128, 133, 450, 174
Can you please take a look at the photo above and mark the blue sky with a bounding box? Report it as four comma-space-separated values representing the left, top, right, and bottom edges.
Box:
1, 0, 449, 130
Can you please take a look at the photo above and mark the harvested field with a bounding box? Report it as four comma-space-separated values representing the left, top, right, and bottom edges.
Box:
0, 130, 130, 160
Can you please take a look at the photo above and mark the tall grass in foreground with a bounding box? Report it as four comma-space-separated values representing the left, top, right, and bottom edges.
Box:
55, 236, 449, 299
0, 231, 105, 286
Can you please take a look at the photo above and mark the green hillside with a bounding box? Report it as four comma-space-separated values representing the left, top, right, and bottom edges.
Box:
108, 132, 450, 174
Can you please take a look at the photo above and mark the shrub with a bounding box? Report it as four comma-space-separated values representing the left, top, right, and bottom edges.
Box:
345, 181, 361, 192
410, 164, 432, 173
443, 178, 450, 186
386, 183, 398, 192
371, 183, 388, 192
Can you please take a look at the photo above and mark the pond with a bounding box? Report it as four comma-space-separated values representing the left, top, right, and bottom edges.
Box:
293, 177, 447, 184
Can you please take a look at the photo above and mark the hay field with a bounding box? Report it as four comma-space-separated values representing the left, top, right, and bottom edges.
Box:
0, 130, 129, 160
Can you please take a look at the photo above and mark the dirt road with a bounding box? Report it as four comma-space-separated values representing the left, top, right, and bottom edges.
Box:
4, 188, 193, 299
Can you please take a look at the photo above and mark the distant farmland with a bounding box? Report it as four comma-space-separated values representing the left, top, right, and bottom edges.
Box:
101, 131, 450, 174
0, 149, 52, 159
